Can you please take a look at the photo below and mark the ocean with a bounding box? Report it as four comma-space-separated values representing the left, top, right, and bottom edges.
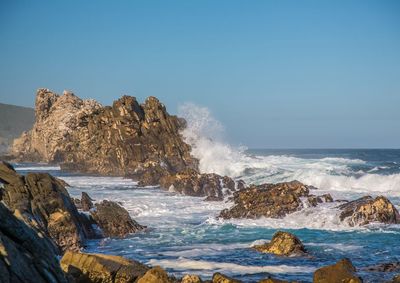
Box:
13, 148, 400, 282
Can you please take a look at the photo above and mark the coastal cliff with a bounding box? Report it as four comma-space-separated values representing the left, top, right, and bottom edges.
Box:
12, 89, 198, 184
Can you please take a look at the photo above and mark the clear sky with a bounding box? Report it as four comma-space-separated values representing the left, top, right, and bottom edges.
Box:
1, 0, 399, 148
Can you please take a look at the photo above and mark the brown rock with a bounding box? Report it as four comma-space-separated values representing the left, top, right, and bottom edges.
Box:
258, 278, 292, 283
12, 89, 198, 185
0, 202, 68, 283
388, 275, 400, 283
212, 272, 242, 283
61, 250, 149, 283
90, 200, 145, 237
0, 161, 91, 251
307, 194, 333, 207
313, 258, 362, 283
219, 180, 325, 219
338, 196, 400, 226
363, 261, 400, 272
182, 274, 203, 283
137, 266, 174, 283
253, 231, 307, 256
81, 191, 94, 211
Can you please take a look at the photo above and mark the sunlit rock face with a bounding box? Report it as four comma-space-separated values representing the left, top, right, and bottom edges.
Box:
12, 89, 198, 184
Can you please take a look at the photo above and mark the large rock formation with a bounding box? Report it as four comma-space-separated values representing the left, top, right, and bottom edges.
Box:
253, 231, 307, 256
0, 202, 68, 283
0, 161, 91, 251
61, 251, 149, 283
219, 181, 331, 219
338, 196, 400, 226
313, 258, 362, 283
159, 168, 245, 198
90, 200, 146, 238
12, 89, 198, 184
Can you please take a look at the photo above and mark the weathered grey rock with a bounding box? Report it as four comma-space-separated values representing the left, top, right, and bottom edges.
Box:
253, 231, 307, 256
0, 202, 68, 283
61, 251, 149, 283
219, 181, 329, 219
159, 169, 244, 198
313, 258, 362, 283
338, 196, 400, 226
0, 161, 91, 251
90, 200, 145, 238
12, 89, 198, 185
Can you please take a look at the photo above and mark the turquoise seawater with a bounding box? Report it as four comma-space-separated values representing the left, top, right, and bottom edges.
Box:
14, 149, 400, 282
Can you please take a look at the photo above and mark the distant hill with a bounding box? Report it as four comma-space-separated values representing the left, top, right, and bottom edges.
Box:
0, 103, 35, 153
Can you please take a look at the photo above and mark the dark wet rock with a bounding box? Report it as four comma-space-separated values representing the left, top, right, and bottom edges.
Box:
313, 258, 362, 283
159, 169, 243, 198
0, 161, 92, 251
61, 250, 149, 283
212, 273, 242, 283
253, 231, 307, 256
219, 180, 328, 219
81, 191, 94, 211
204, 195, 224, 202
90, 200, 145, 237
338, 196, 400, 226
363, 262, 400, 272
12, 89, 198, 184
0, 202, 68, 283
307, 194, 333, 207
137, 266, 175, 283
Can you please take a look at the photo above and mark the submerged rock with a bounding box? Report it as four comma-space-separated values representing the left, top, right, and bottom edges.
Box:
313, 258, 362, 283
219, 180, 329, 219
253, 231, 307, 256
0, 202, 68, 283
363, 261, 400, 272
90, 200, 145, 237
12, 89, 198, 184
61, 251, 149, 283
159, 169, 244, 198
0, 161, 91, 251
338, 195, 400, 226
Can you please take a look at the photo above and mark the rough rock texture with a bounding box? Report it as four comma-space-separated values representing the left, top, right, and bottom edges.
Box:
253, 231, 307, 256
258, 279, 292, 283
388, 275, 400, 283
338, 196, 400, 226
212, 273, 242, 283
0, 161, 91, 251
159, 169, 245, 198
307, 194, 333, 207
219, 181, 330, 219
313, 258, 362, 283
90, 200, 145, 238
61, 251, 149, 283
0, 202, 68, 283
181, 274, 203, 283
137, 266, 174, 283
81, 191, 94, 211
363, 262, 400, 272
12, 89, 198, 184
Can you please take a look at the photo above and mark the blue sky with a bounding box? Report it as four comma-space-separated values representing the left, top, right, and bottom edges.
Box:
1, 0, 399, 148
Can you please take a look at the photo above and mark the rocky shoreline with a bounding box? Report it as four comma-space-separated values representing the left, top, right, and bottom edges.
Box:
2, 89, 400, 282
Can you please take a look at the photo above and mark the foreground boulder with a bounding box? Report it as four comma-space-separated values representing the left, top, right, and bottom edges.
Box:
90, 200, 146, 237
253, 231, 307, 256
313, 258, 362, 283
159, 169, 244, 198
61, 251, 149, 283
0, 161, 91, 251
219, 181, 330, 219
212, 272, 242, 283
338, 196, 400, 226
0, 202, 68, 283
12, 89, 198, 184
137, 266, 175, 283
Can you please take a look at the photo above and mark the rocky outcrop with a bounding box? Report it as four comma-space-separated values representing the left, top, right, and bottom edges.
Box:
181, 275, 203, 283
253, 231, 307, 256
338, 196, 400, 226
212, 273, 242, 283
313, 258, 362, 283
0, 202, 68, 283
159, 169, 245, 198
81, 192, 94, 211
90, 200, 146, 238
12, 89, 198, 184
0, 161, 91, 251
137, 266, 175, 283
61, 251, 149, 283
219, 181, 330, 219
